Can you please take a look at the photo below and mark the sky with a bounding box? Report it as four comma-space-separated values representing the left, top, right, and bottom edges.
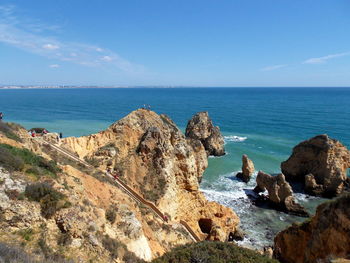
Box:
0, 0, 349, 87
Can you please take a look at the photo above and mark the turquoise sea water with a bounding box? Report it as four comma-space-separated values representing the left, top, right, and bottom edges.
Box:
1, 87, 349, 248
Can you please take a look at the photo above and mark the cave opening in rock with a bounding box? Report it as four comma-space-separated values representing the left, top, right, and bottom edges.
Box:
198, 218, 213, 234
228, 232, 234, 242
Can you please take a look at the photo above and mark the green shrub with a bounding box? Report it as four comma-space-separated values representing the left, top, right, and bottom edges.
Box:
84, 156, 100, 167
0, 242, 37, 262
99, 143, 116, 151
102, 235, 144, 262
29, 127, 48, 133
0, 143, 61, 177
6, 122, 26, 131
26, 166, 46, 176
25, 182, 69, 218
102, 235, 124, 259
0, 122, 22, 142
0, 240, 72, 263
105, 206, 117, 224
141, 171, 167, 203
0, 147, 24, 171
57, 233, 72, 246
25, 182, 63, 202
17, 228, 34, 241
123, 250, 145, 263
151, 241, 279, 263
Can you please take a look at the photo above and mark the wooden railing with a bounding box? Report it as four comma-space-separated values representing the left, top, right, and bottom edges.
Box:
180, 220, 201, 242
41, 138, 201, 242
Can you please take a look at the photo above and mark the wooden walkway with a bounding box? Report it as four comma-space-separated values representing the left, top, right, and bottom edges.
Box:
41, 138, 201, 242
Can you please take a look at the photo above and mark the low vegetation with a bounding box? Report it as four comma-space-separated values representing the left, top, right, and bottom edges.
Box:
25, 182, 70, 218
0, 122, 22, 142
84, 156, 100, 167
151, 241, 279, 263
141, 170, 167, 203
0, 241, 72, 263
101, 235, 145, 263
17, 228, 35, 241
29, 128, 48, 133
105, 206, 117, 223
0, 143, 61, 178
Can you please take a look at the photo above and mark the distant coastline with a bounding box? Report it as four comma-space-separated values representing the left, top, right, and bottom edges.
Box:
1, 86, 350, 90
0, 86, 127, 89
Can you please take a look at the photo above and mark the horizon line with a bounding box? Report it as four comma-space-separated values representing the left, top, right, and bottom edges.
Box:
1, 86, 350, 89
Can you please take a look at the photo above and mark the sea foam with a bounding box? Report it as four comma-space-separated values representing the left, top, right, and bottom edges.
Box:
224, 135, 247, 142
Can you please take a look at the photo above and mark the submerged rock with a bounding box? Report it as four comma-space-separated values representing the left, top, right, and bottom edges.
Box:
274, 193, 350, 263
253, 171, 309, 217
185, 112, 225, 156
236, 154, 254, 183
281, 134, 350, 197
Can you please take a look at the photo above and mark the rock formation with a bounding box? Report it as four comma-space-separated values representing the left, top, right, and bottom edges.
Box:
281, 134, 350, 197
236, 154, 254, 183
274, 193, 350, 263
253, 171, 309, 217
61, 109, 239, 242
185, 112, 225, 156
0, 110, 241, 262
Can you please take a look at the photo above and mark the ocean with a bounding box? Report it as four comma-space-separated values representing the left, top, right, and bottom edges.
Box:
1, 87, 349, 248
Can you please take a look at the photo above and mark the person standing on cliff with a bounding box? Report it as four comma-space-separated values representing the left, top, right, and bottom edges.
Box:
0, 112, 3, 121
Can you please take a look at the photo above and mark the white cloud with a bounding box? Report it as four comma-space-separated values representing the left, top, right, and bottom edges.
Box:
43, 43, 59, 50
49, 64, 59, 68
0, 5, 145, 74
303, 52, 350, 64
260, 64, 287, 71
101, 55, 113, 62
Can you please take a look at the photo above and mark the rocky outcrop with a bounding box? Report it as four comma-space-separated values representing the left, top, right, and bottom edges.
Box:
0, 113, 240, 262
304, 174, 324, 196
61, 109, 239, 242
185, 112, 225, 156
253, 171, 309, 217
281, 134, 350, 197
274, 193, 350, 263
236, 154, 254, 183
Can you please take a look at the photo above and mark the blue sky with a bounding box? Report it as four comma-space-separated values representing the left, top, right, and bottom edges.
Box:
0, 0, 349, 86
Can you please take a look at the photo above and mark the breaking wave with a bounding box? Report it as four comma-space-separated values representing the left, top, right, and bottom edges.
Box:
224, 135, 247, 142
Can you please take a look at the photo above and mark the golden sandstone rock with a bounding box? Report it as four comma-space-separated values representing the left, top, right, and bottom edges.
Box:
254, 171, 308, 217
61, 109, 239, 241
281, 134, 350, 197
236, 154, 255, 183
185, 111, 225, 156
274, 193, 350, 263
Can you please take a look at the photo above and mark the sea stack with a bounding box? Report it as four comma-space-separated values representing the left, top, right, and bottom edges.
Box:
281, 134, 350, 197
254, 171, 309, 217
185, 112, 225, 156
236, 154, 255, 183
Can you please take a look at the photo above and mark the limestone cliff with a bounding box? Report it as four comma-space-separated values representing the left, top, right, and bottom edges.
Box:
274, 193, 350, 263
281, 134, 350, 197
61, 109, 239, 242
0, 113, 239, 263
